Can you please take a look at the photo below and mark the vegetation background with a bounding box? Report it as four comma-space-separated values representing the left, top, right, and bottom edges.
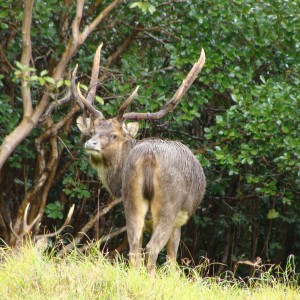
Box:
0, 0, 299, 278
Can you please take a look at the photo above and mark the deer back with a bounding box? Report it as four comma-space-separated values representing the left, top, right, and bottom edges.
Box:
122, 139, 206, 217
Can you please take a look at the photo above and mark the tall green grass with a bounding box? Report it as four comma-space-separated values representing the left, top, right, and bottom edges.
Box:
0, 244, 298, 300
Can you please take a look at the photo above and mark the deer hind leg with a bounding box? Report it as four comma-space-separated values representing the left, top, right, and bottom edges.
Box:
145, 221, 176, 275
145, 200, 178, 275
166, 227, 181, 263
124, 198, 149, 269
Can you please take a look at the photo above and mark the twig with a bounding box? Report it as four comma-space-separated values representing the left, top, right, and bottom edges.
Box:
78, 226, 127, 253
45, 92, 72, 115
0, 46, 14, 70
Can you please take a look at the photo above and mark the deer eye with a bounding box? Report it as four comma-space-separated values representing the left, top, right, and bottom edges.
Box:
110, 134, 118, 140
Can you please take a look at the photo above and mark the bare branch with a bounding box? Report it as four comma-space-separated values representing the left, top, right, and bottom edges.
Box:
87, 0, 104, 15
157, 0, 188, 6
123, 48, 206, 121
44, 92, 72, 116
102, 28, 140, 73
80, 0, 123, 42
42, 104, 80, 140
0, 0, 123, 170
72, 0, 85, 44
0, 45, 14, 70
59, 0, 72, 40
78, 226, 126, 253
99, 226, 126, 245
21, 0, 34, 118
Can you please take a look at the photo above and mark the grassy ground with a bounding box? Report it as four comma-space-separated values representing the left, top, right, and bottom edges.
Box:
0, 244, 299, 300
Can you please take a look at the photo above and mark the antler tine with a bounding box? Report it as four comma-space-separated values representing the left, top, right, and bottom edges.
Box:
21, 203, 41, 238
9, 222, 20, 240
117, 85, 140, 121
71, 44, 105, 120
122, 48, 206, 121
71, 65, 84, 111
86, 43, 103, 104
73, 77, 104, 119
35, 204, 75, 239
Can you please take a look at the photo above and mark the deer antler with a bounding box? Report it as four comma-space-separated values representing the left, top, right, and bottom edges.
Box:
122, 48, 206, 121
9, 203, 41, 245
73, 45, 205, 123
71, 43, 104, 120
35, 204, 75, 239
22, 204, 41, 236
117, 85, 140, 121
10, 204, 75, 247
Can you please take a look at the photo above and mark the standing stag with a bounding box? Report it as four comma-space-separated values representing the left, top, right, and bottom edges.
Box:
73, 44, 206, 274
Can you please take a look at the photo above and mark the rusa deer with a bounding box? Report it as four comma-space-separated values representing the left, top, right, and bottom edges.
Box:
73, 44, 206, 274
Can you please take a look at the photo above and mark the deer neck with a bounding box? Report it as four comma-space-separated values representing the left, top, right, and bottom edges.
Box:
90, 139, 137, 199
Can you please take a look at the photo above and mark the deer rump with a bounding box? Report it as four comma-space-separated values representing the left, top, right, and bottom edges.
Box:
121, 139, 206, 271
123, 139, 205, 224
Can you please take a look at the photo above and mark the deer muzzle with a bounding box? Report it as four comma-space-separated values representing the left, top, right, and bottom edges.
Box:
85, 139, 101, 152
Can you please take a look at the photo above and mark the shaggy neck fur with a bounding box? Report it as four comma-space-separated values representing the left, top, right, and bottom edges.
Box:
89, 139, 137, 198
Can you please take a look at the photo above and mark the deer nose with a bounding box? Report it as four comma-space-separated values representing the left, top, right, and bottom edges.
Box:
85, 139, 100, 150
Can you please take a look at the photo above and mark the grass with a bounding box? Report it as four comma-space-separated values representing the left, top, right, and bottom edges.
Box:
0, 244, 299, 300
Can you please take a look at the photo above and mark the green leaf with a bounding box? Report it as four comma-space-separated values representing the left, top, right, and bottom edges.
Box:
40, 70, 48, 76
282, 126, 289, 133
30, 75, 39, 81
267, 208, 279, 219
39, 77, 46, 85
44, 76, 55, 84
1, 23, 8, 29
216, 115, 224, 124
129, 2, 139, 9
64, 80, 71, 87
80, 84, 88, 91
95, 96, 104, 105
57, 80, 64, 88
231, 94, 237, 102
148, 4, 156, 14
259, 75, 266, 84
14, 70, 22, 76
81, 190, 91, 198
15, 61, 24, 70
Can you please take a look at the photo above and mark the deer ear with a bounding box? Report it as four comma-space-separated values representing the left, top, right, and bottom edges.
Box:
76, 116, 93, 135
122, 122, 139, 138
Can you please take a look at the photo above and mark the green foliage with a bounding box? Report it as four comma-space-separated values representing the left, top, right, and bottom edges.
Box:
0, 95, 20, 142
63, 175, 91, 199
45, 201, 64, 220
14, 61, 70, 88
205, 79, 299, 204
129, 1, 156, 14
